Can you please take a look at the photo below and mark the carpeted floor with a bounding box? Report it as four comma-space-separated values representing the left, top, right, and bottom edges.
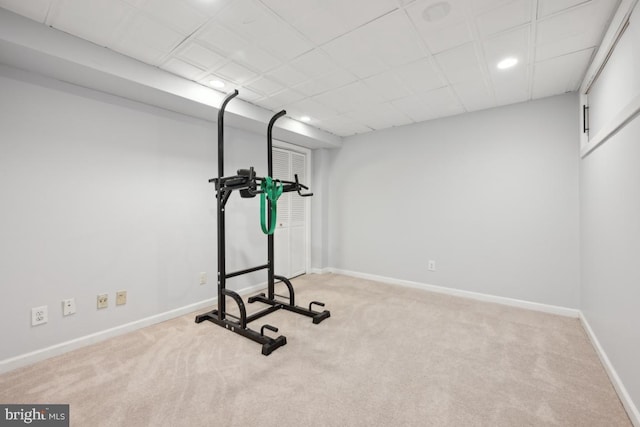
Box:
0, 274, 631, 426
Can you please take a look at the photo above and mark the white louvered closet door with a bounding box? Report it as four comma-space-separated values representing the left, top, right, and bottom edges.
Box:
272, 147, 307, 278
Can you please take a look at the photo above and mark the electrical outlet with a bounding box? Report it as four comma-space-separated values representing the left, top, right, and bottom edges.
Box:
199, 272, 207, 285
97, 294, 108, 309
116, 290, 127, 306
428, 260, 436, 271
62, 298, 76, 316
31, 306, 48, 326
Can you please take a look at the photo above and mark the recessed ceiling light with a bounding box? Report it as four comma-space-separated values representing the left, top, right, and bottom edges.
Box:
422, 1, 452, 22
497, 57, 518, 70
209, 80, 225, 88
300, 116, 311, 122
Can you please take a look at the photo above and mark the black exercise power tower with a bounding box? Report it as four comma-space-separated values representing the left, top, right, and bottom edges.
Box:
195, 90, 330, 355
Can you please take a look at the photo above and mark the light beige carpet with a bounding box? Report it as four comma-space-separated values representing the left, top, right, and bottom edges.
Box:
0, 274, 631, 426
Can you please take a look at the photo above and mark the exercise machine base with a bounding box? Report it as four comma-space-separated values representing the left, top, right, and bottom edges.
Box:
195, 292, 330, 355
195, 309, 288, 356
247, 294, 331, 324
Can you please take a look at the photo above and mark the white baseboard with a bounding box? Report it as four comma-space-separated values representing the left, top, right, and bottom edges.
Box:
328, 268, 580, 318
310, 267, 331, 275
0, 283, 266, 374
580, 313, 640, 427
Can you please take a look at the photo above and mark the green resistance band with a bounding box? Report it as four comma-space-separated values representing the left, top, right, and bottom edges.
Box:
260, 177, 283, 235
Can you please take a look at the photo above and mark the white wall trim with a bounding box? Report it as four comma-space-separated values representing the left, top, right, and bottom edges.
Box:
0, 283, 267, 374
328, 268, 580, 318
581, 94, 640, 158
310, 267, 331, 275
580, 0, 639, 94
580, 0, 639, 158
580, 313, 640, 426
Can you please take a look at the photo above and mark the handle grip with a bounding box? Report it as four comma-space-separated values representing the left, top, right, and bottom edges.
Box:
261, 324, 279, 336
294, 174, 314, 197
309, 301, 325, 311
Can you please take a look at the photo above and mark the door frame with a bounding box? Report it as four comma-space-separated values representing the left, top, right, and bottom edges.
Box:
272, 139, 312, 275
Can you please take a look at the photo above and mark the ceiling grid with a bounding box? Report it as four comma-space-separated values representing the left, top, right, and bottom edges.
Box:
0, 0, 622, 137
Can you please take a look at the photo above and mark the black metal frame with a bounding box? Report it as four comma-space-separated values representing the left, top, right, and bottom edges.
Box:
195, 90, 330, 356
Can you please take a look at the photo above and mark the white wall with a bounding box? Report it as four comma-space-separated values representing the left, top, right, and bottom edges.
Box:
328, 94, 581, 308
581, 117, 640, 420
0, 65, 272, 361
580, 4, 640, 416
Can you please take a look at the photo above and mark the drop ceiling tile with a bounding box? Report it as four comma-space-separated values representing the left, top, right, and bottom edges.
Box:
321, 35, 389, 78
470, 0, 512, 13
49, 0, 135, 47
452, 78, 496, 111
538, 0, 590, 18
139, 0, 208, 35
182, 0, 232, 17
200, 74, 235, 90
318, 116, 372, 136
261, 0, 397, 44
536, 0, 619, 45
313, 82, 386, 114
0, 0, 51, 22
115, 13, 184, 56
322, 10, 425, 78
395, 58, 445, 93
535, 30, 601, 61
231, 45, 281, 73
487, 57, 528, 103
177, 42, 226, 69
265, 65, 310, 87
294, 69, 358, 97
113, 42, 166, 65
236, 87, 263, 102
246, 77, 285, 96
532, 48, 594, 99
392, 86, 463, 122
215, 0, 313, 61
407, 0, 467, 25
492, 67, 529, 104
406, 0, 473, 53
290, 49, 338, 80
215, 0, 274, 39
257, 24, 315, 61
215, 61, 258, 84
483, 25, 530, 67
286, 98, 338, 121
161, 57, 206, 80
345, 102, 413, 130
435, 42, 483, 84
120, 0, 146, 6
362, 70, 414, 102
359, 11, 426, 67
197, 22, 250, 57
428, 21, 474, 54
257, 88, 306, 110
475, 0, 532, 37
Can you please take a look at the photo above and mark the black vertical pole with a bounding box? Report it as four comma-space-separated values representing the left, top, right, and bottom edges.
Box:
216, 90, 238, 320
267, 110, 286, 299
